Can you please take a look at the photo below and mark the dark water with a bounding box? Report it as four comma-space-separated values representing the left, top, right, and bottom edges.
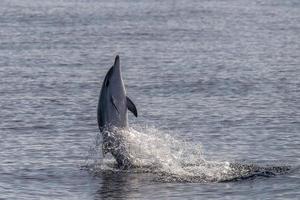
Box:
1, 0, 299, 199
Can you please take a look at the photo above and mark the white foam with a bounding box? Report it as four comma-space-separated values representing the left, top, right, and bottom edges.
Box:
85, 126, 239, 182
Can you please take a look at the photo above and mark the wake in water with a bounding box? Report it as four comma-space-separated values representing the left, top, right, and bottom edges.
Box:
85, 126, 291, 183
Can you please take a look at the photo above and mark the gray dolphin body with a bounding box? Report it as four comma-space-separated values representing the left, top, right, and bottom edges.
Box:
97, 55, 137, 169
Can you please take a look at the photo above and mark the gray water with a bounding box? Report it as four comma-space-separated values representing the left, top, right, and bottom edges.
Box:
1, 0, 300, 199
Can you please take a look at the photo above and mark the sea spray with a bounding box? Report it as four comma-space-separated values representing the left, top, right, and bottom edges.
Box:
85, 125, 236, 182
85, 125, 291, 182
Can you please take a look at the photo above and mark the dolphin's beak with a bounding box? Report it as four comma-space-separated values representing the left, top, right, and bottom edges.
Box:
113, 55, 121, 76
114, 55, 120, 69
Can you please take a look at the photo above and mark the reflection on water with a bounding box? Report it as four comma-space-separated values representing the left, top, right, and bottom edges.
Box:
96, 172, 131, 199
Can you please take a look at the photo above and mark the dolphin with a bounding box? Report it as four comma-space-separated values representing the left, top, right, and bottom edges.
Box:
97, 55, 138, 169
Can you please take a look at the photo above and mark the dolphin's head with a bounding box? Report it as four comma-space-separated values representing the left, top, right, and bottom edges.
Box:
103, 55, 124, 95
97, 55, 128, 129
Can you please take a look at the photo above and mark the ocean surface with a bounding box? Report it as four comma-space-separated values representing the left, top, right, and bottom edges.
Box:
0, 0, 299, 199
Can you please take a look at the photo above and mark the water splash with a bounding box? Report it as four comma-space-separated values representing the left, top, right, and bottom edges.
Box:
85, 126, 291, 182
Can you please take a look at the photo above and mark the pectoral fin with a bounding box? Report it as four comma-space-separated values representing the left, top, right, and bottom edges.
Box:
110, 96, 119, 113
126, 96, 138, 117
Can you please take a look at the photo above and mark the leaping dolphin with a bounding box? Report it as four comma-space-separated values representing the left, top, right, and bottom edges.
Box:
97, 55, 138, 169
